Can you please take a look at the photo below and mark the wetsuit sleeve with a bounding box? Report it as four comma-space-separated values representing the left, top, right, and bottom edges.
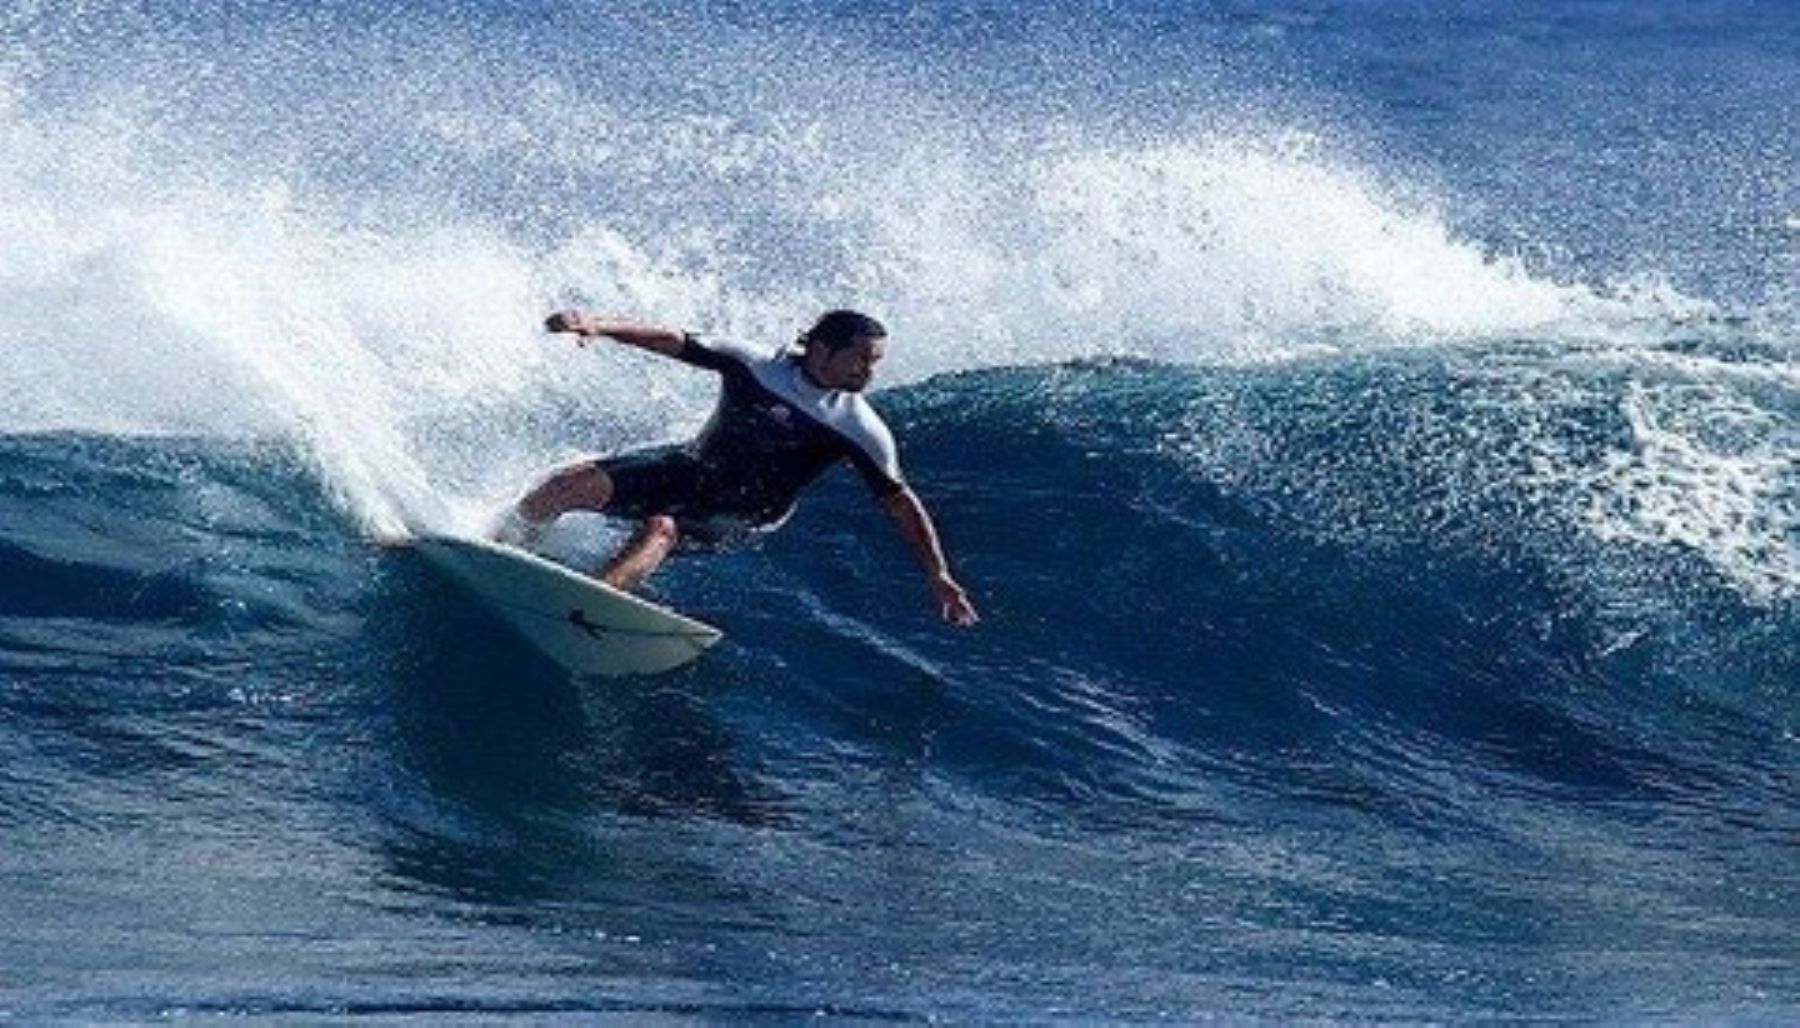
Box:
845, 414, 907, 500
671, 334, 770, 374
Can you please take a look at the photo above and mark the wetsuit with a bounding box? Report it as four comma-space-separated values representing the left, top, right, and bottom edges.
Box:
599, 335, 906, 541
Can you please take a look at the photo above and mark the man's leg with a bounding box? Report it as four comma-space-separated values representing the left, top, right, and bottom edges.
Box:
496, 459, 613, 547
599, 515, 679, 590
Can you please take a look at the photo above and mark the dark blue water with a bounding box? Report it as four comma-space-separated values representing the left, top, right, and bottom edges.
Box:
2, 1, 1795, 1020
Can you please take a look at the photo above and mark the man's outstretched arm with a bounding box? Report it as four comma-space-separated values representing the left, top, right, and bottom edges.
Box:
881, 487, 979, 627
545, 310, 685, 357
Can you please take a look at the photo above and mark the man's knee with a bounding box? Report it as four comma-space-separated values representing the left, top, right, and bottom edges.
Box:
554, 459, 612, 498
524, 460, 612, 517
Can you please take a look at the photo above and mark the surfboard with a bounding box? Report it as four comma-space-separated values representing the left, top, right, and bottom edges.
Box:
407, 534, 722, 677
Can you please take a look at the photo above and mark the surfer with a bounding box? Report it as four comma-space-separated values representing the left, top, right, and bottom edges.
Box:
498, 309, 980, 627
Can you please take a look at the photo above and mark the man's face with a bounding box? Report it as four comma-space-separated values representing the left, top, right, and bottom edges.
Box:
813, 335, 886, 393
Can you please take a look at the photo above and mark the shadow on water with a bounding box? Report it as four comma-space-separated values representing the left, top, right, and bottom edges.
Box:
358, 554, 789, 910
0, 540, 213, 622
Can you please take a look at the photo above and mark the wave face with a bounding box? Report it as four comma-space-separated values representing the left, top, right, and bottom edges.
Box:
1, 0, 1795, 1020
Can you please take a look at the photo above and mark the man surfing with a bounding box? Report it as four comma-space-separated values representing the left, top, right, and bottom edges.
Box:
497, 309, 979, 627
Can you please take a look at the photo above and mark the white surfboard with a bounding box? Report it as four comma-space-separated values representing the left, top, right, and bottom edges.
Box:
408, 534, 722, 677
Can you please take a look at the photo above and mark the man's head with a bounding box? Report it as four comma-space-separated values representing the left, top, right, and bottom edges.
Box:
798, 309, 886, 393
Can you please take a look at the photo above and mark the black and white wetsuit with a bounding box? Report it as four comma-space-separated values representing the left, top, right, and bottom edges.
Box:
599, 334, 906, 541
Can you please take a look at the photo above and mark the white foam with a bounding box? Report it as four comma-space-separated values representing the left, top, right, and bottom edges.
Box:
0, 99, 559, 537
871, 134, 1622, 376
1576, 382, 1797, 604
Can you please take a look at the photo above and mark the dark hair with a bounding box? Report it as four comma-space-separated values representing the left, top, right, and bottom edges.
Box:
799, 309, 886, 353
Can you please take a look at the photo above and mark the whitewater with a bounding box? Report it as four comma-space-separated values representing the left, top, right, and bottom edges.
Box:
1, 0, 1794, 1020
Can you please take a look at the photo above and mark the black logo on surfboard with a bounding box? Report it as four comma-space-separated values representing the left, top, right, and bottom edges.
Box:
568, 608, 608, 639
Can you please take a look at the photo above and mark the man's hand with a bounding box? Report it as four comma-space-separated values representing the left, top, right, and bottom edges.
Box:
931, 573, 980, 627
545, 309, 600, 339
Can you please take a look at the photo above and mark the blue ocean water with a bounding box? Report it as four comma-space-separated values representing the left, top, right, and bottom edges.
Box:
2, 0, 1795, 1020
